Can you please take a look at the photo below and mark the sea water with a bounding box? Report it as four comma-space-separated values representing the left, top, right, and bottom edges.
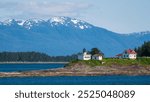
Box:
0, 76, 150, 85
0, 64, 150, 85
0, 63, 65, 72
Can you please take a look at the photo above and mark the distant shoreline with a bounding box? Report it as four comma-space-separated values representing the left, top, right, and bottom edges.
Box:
0, 62, 69, 64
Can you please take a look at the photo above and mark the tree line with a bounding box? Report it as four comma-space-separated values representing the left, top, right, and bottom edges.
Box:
0, 52, 77, 62
135, 41, 150, 57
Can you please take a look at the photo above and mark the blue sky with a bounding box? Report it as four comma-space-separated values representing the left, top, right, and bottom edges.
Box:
0, 0, 150, 33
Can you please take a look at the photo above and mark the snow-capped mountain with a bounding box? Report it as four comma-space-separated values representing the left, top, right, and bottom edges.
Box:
0, 17, 92, 30
0, 17, 150, 57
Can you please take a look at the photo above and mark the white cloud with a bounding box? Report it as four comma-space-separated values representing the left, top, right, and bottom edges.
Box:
0, 1, 92, 20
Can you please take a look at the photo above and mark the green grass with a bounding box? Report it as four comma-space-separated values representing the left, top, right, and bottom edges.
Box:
69, 58, 150, 67
68, 60, 102, 67
102, 58, 138, 66
137, 58, 150, 65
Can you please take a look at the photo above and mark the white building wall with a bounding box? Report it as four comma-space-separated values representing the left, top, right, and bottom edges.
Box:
122, 54, 127, 58
83, 55, 91, 60
92, 56, 103, 60
122, 54, 136, 59
77, 52, 91, 60
129, 54, 136, 59
92, 56, 96, 60
98, 56, 103, 60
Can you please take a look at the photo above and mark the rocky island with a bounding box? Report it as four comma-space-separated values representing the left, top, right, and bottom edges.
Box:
0, 58, 150, 77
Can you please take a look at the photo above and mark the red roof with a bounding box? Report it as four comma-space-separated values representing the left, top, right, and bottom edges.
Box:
116, 54, 122, 56
124, 49, 137, 54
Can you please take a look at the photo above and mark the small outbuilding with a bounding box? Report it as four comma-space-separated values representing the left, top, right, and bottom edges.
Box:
116, 54, 123, 59
92, 54, 103, 60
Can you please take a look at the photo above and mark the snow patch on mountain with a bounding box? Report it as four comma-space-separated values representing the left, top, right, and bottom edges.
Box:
17, 20, 26, 26
126, 31, 150, 37
79, 25, 84, 29
22, 19, 44, 29
135, 31, 150, 35
2, 19, 13, 25
50, 17, 65, 24
23, 20, 33, 29
71, 19, 79, 24
0, 17, 93, 30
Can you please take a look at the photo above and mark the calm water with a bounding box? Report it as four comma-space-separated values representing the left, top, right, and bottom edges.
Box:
0, 76, 150, 85
0, 63, 65, 72
0, 64, 150, 85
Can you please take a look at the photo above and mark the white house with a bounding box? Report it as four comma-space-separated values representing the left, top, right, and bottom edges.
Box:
77, 51, 91, 60
92, 54, 103, 60
116, 49, 137, 59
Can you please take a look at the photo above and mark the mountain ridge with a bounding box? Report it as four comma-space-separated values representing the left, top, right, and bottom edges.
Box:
0, 17, 93, 30
0, 17, 150, 57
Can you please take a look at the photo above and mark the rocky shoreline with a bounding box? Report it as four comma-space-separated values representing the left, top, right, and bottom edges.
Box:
0, 62, 150, 77
0, 62, 69, 64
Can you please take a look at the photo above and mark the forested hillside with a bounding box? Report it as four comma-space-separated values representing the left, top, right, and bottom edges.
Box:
135, 41, 150, 57
0, 52, 77, 62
